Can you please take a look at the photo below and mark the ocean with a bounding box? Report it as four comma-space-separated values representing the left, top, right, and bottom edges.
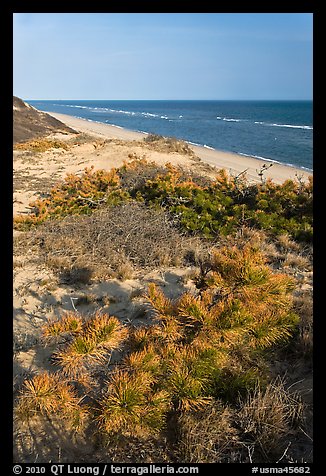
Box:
28, 100, 313, 171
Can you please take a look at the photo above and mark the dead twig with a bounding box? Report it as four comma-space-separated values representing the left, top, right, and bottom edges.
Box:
276, 441, 292, 463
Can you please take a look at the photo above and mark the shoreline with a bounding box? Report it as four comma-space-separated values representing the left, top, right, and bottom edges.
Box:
45, 111, 313, 184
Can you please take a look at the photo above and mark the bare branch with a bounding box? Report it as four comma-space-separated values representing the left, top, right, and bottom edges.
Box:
276, 441, 292, 463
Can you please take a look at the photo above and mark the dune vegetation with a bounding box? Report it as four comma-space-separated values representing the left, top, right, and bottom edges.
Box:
14, 151, 313, 463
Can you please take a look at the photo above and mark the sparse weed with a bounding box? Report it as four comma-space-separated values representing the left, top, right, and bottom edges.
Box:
143, 134, 196, 156
14, 138, 69, 152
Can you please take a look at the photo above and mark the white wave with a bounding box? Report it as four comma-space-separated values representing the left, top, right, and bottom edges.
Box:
238, 152, 313, 171
280, 161, 313, 171
186, 140, 215, 150
203, 144, 215, 150
52, 103, 138, 116
297, 165, 313, 172
238, 152, 279, 163
53, 104, 175, 121
91, 107, 116, 113
254, 121, 312, 130
141, 112, 158, 118
114, 109, 135, 115
179, 115, 183, 118
222, 118, 241, 122
271, 123, 313, 130
104, 121, 123, 128
216, 116, 244, 122
75, 116, 107, 125
58, 104, 90, 109
95, 108, 136, 115
137, 130, 149, 135
186, 140, 202, 147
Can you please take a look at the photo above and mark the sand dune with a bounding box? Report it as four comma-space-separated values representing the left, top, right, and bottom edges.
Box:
13, 96, 75, 143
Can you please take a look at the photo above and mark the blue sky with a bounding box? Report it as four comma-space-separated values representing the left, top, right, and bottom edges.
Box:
13, 13, 313, 100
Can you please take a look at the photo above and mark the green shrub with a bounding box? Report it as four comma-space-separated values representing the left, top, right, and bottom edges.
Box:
133, 167, 313, 242
14, 161, 313, 243
14, 166, 124, 229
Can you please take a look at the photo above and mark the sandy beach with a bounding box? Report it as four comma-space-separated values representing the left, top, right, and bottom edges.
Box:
46, 111, 312, 185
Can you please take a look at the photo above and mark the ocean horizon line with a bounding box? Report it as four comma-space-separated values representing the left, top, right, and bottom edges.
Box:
24, 98, 313, 102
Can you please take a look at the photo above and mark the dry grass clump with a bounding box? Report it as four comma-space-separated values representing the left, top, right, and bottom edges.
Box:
277, 234, 301, 252
282, 253, 311, 271
99, 436, 172, 463
14, 138, 69, 152
176, 379, 306, 463
292, 291, 313, 359
176, 402, 241, 463
270, 232, 312, 272
143, 134, 196, 156
118, 157, 213, 194
67, 132, 97, 145
118, 157, 168, 192
60, 266, 96, 285
237, 378, 305, 458
223, 227, 278, 257
29, 202, 202, 281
